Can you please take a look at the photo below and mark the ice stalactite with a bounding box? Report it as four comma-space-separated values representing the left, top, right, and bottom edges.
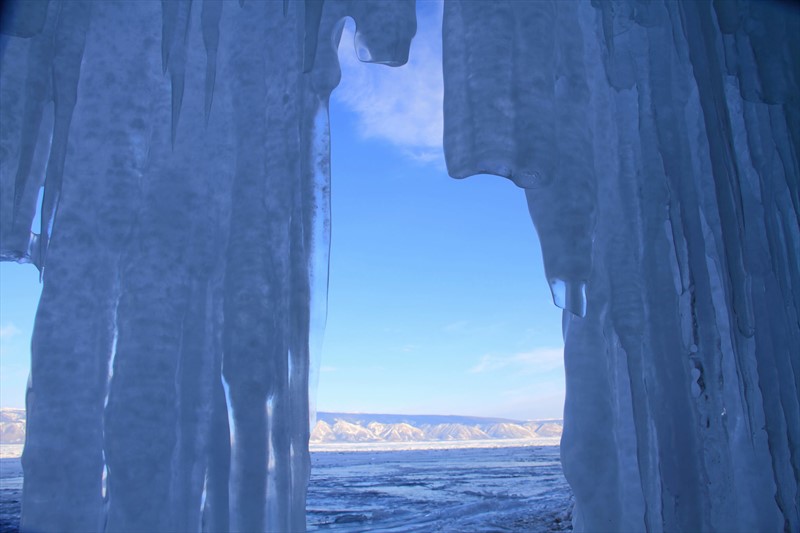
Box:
442, 0, 799, 531
11, 2, 158, 531
101, 0, 231, 524
1, 0, 413, 532
200, 0, 222, 124
220, 3, 413, 530
443, 0, 595, 318
38, 1, 91, 269
1, 3, 56, 267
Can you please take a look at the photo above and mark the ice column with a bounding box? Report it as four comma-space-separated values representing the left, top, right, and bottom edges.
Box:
442, 0, 799, 531
219, 2, 413, 532
0, 1, 414, 532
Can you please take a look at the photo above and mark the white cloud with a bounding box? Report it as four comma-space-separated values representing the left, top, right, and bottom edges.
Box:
0, 323, 21, 339
333, 1, 444, 165
320, 365, 338, 373
470, 347, 564, 374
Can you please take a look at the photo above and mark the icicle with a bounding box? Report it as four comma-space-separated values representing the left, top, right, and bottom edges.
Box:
202, 363, 231, 532
172, 279, 217, 533
1, 1, 407, 532
161, 0, 177, 72
18, 2, 123, 525
4, 5, 57, 263
680, 0, 756, 338
347, 0, 416, 66
201, 0, 222, 124
0, 0, 49, 38
305, 102, 331, 433
38, 1, 92, 272
302, 0, 325, 72
442, 0, 595, 318
161, 0, 193, 145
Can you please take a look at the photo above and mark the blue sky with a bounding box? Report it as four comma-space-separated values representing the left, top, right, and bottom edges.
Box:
0, 1, 565, 420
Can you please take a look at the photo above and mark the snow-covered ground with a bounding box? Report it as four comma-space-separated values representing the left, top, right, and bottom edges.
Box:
0, 445, 572, 532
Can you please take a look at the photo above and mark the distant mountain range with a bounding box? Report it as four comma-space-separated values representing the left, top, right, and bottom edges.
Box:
312, 412, 562, 443
0, 408, 563, 446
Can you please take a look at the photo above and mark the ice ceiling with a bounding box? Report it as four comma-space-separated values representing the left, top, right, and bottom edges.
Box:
1, 0, 798, 532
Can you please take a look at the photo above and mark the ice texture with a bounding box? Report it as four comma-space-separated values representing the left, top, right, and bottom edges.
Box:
0, 1, 414, 532
442, 0, 799, 531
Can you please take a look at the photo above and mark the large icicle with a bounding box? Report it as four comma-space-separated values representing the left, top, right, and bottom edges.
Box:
2, 1, 414, 532
443, 0, 594, 317
103, 1, 233, 528
18, 2, 155, 531
38, 1, 91, 270
219, 2, 414, 530
442, 1, 800, 531
0, 4, 57, 267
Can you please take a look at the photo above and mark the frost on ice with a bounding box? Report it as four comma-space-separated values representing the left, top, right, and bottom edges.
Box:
1, 0, 798, 532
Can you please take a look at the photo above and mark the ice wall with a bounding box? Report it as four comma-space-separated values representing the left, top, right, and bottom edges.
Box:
443, 0, 799, 531
0, 1, 414, 532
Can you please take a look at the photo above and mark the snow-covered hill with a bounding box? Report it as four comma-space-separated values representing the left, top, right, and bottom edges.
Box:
0, 408, 563, 446
311, 412, 562, 443
484, 423, 537, 439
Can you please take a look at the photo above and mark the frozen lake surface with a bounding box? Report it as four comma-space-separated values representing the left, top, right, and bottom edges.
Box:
0, 455, 21, 533
1, 445, 571, 532
307, 445, 572, 532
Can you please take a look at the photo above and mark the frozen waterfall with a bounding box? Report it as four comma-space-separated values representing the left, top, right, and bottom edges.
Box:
1, 0, 798, 532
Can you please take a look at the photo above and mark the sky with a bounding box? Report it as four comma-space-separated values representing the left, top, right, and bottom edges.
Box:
0, 1, 565, 421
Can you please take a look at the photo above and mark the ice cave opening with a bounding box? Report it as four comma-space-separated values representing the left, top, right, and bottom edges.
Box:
315, 12, 567, 421
1, 0, 799, 532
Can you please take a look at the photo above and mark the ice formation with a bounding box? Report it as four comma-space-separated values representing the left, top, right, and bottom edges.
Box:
1, 0, 798, 532
1, 1, 414, 531
443, 1, 799, 531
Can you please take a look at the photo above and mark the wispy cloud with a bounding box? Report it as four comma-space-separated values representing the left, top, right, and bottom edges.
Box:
334, 1, 444, 165
0, 323, 21, 339
320, 366, 338, 373
470, 347, 564, 374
